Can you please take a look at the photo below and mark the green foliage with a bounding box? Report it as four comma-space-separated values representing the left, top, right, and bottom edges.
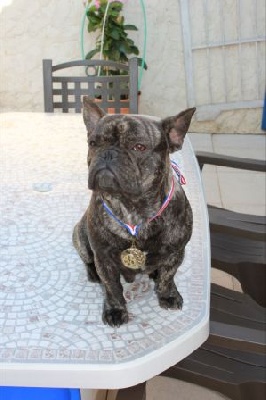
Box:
86, 0, 140, 65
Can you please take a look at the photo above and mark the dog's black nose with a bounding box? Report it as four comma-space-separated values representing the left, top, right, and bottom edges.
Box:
102, 150, 117, 162
104, 150, 113, 161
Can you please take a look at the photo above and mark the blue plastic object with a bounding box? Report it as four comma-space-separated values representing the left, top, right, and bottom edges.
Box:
261, 94, 266, 131
0, 387, 81, 400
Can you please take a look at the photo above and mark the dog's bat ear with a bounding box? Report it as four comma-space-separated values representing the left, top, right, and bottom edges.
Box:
83, 96, 106, 135
162, 108, 196, 152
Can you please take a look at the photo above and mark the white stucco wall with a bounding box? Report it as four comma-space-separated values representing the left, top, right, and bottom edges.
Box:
0, 0, 265, 133
0, 0, 85, 111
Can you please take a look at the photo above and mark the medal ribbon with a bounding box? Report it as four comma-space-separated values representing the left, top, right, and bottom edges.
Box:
102, 162, 186, 237
171, 160, 186, 185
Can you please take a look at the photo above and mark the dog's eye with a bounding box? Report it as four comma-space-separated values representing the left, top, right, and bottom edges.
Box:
133, 144, 146, 152
89, 140, 97, 147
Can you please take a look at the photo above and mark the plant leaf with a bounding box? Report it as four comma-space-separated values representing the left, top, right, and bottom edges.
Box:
86, 48, 100, 60
110, 30, 120, 40
131, 45, 139, 54
124, 24, 138, 31
137, 58, 148, 70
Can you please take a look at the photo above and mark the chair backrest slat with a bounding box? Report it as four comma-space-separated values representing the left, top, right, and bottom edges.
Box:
42, 59, 138, 114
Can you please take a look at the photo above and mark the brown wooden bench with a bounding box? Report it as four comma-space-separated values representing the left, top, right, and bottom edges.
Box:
208, 205, 266, 307
162, 283, 266, 400
115, 152, 266, 400
197, 151, 266, 308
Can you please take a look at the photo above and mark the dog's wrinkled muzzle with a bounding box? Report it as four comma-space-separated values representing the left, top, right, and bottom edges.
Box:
88, 148, 142, 196
88, 149, 119, 191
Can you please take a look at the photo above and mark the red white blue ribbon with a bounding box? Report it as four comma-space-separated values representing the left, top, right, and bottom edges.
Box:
102, 161, 186, 237
171, 160, 186, 185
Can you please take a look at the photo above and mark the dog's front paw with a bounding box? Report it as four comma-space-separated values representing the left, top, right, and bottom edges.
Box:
158, 292, 183, 310
103, 307, 129, 327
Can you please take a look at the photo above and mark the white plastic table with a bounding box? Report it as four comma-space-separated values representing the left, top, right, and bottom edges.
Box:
0, 113, 210, 390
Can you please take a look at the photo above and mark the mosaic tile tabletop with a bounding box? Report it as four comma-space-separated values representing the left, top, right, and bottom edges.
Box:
0, 113, 210, 388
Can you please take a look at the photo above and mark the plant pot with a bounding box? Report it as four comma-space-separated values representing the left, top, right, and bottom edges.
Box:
107, 99, 129, 115
95, 92, 140, 115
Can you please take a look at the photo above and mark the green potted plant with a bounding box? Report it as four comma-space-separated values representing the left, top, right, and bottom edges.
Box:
85, 0, 146, 72
85, 0, 146, 113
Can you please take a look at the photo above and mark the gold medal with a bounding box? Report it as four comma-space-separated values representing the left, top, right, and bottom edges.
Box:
121, 241, 146, 269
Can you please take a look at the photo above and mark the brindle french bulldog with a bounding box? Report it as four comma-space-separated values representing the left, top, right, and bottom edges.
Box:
73, 97, 195, 327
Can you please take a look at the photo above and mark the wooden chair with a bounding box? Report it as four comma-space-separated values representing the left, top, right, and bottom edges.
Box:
196, 151, 266, 308
42, 58, 138, 114
115, 152, 266, 400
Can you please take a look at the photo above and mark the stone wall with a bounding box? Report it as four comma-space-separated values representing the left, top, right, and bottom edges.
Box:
0, 0, 265, 133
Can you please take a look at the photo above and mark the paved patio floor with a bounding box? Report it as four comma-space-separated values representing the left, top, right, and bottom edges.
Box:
101, 132, 266, 400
